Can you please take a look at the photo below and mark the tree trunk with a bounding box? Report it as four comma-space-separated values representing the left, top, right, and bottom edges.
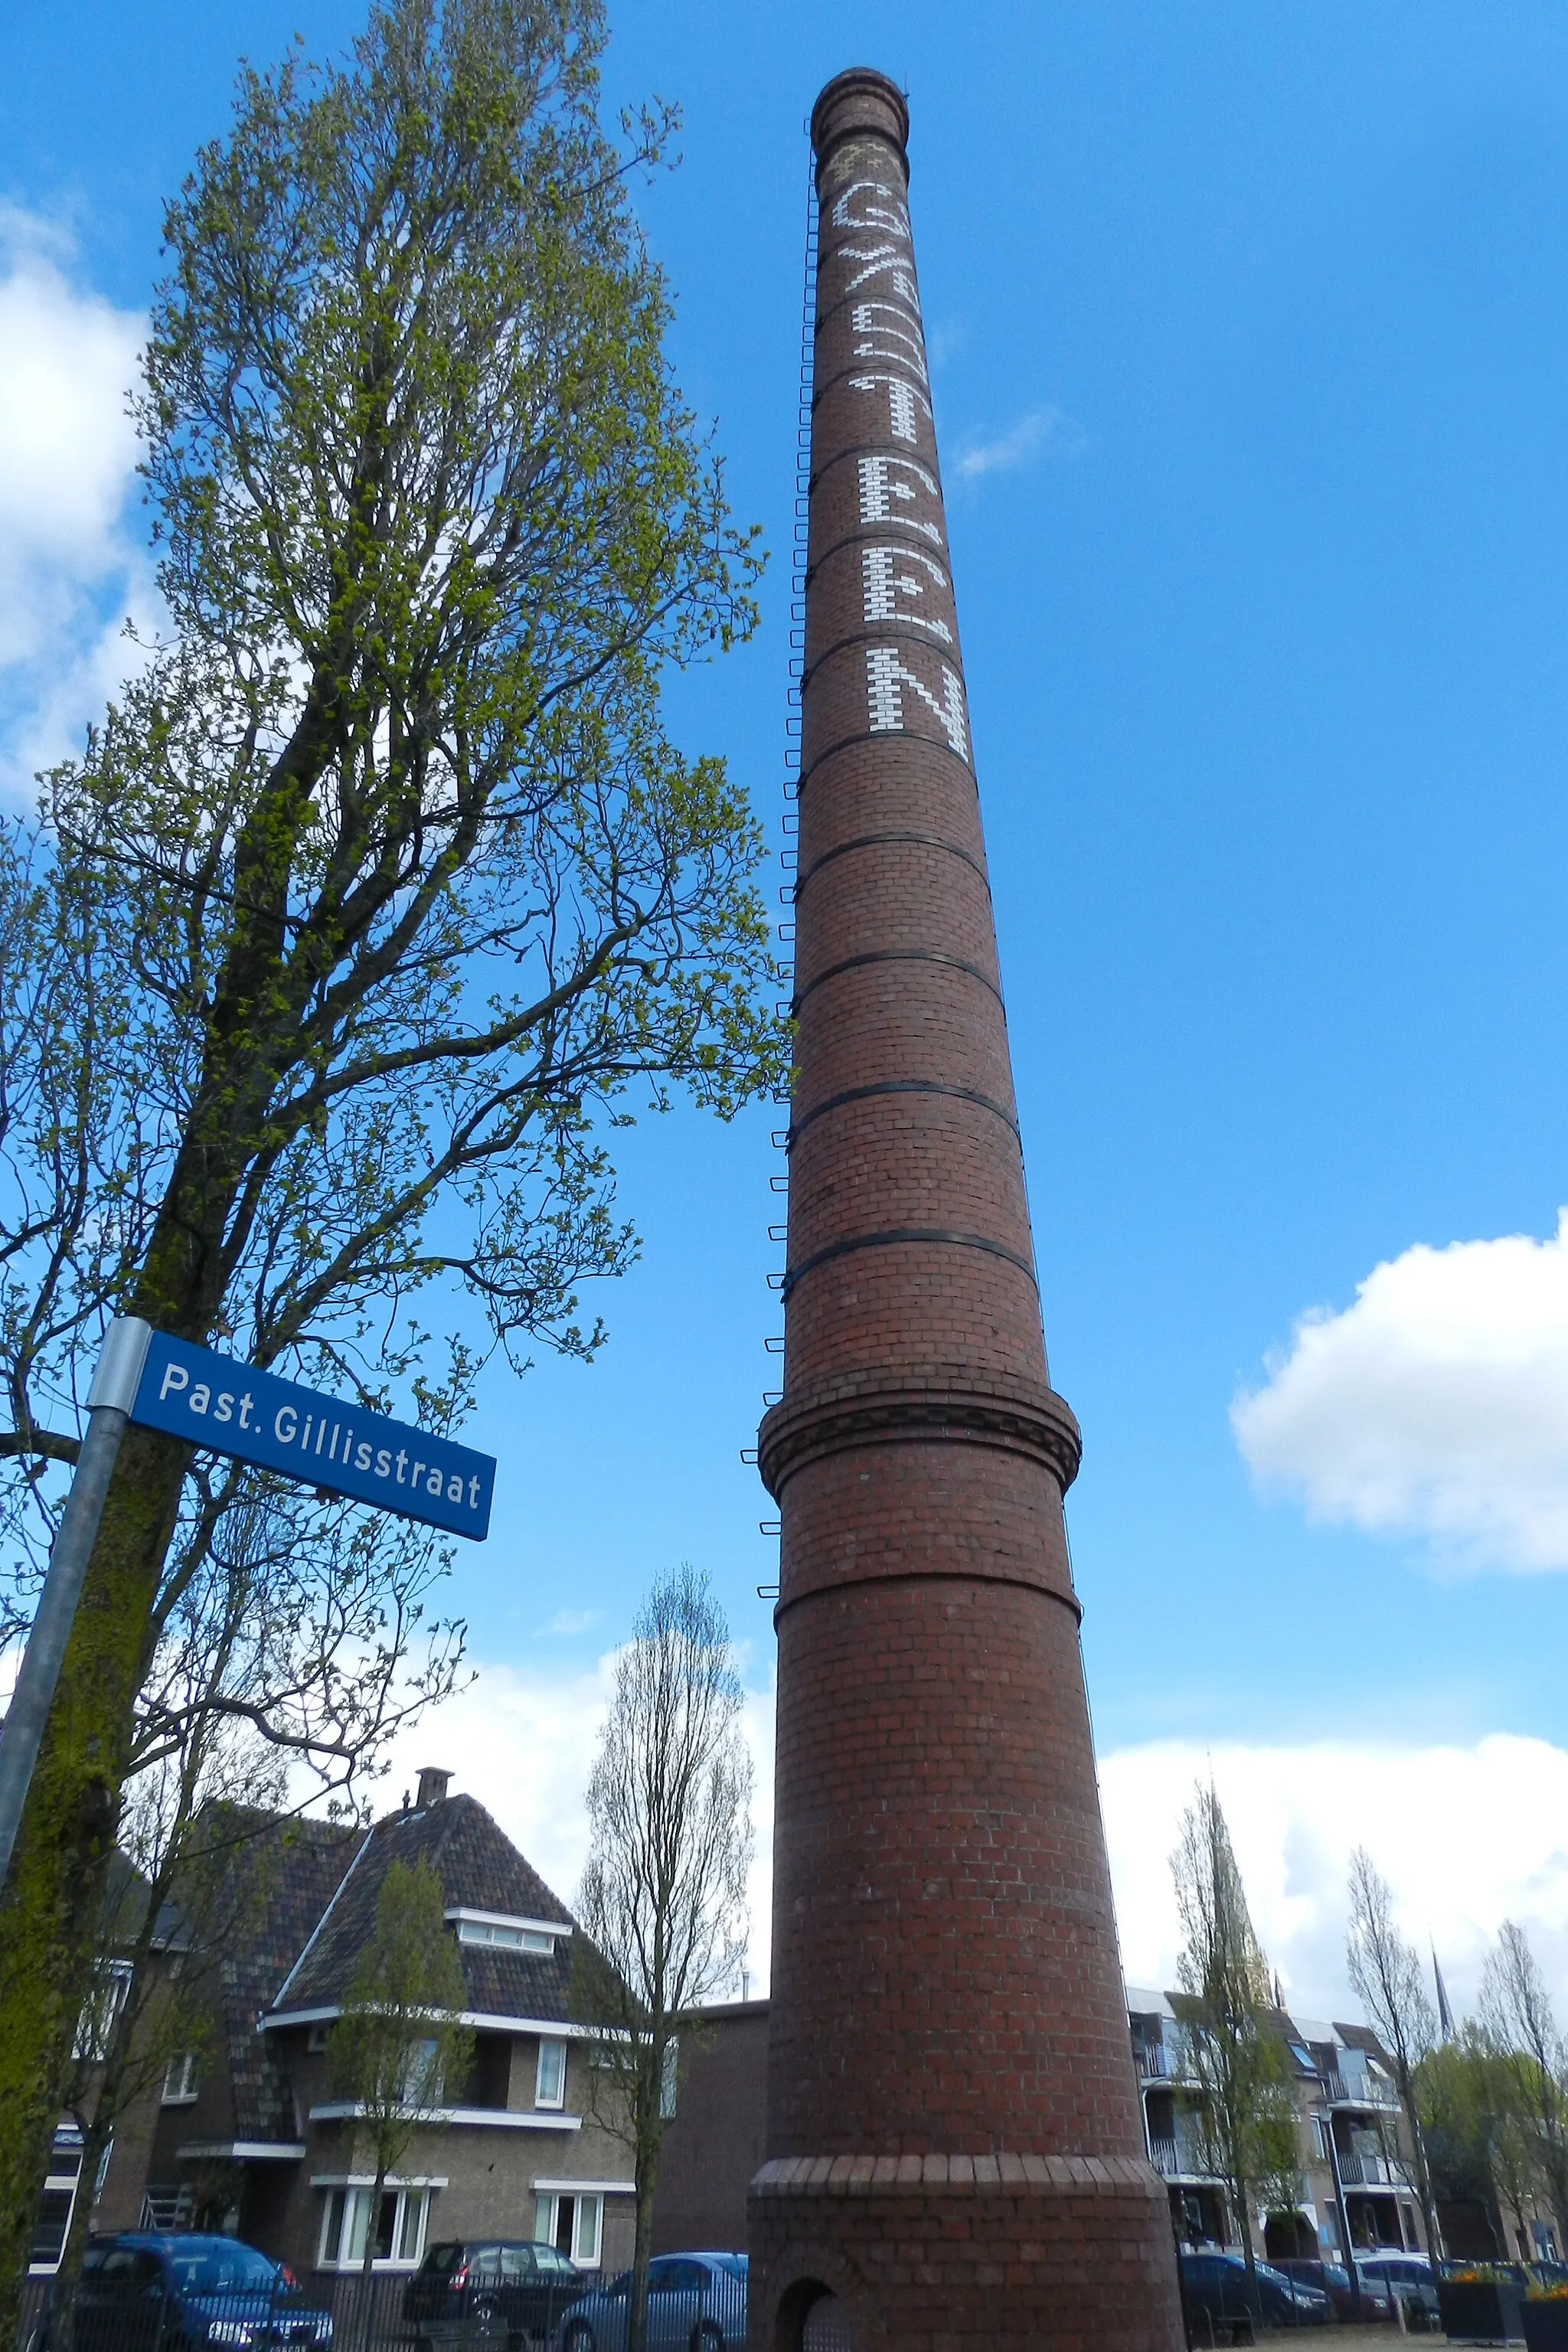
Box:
0, 859, 298, 2331
0, 1424, 188, 2324
628, 2141, 660, 2352
1236, 2164, 1260, 2314
1543, 2118, 1568, 2259
357, 2160, 387, 2352
53, 2091, 117, 2320
1400, 2063, 1444, 2262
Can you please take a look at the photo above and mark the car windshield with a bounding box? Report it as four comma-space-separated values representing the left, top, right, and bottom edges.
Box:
165, 2247, 279, 2292
421, 2244, 466, 2276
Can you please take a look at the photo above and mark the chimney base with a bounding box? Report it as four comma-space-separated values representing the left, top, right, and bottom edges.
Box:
750, 2161, 1181, 2350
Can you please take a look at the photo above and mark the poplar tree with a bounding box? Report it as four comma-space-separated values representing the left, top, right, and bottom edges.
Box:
1478, 1921, 1568, 2250
0, 0, 782, 2295
1171, 1779, 1300, 2311
1345, 1847, 1442, 2260
327, 1858, 475, 2289
573, 1565, 753, 2352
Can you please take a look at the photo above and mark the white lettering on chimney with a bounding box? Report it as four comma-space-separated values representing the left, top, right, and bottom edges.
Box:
849, 372, 930, 446
831, 181, 911, 240
857, 454, 943, 544
851, 302, 927, 384
861, 546, 952, 642
838, 245, 922, 310
865, 645, 970, 762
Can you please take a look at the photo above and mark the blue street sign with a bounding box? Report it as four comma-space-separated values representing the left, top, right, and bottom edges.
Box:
128, 1331, 495, 1540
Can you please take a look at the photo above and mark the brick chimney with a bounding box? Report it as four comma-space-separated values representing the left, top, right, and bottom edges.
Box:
745, 70, 1184, 2351
414, 1766, 451, 1810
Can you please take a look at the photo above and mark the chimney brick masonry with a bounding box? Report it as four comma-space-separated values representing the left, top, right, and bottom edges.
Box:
745, 70, 1187, 2352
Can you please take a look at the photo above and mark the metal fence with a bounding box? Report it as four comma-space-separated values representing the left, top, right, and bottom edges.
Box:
14, 2263, 751, 2352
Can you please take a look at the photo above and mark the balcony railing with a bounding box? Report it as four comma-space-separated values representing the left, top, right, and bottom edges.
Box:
1337, 2149, 1412, 2190
1148, 2133, 1220, 2181
1135, 2042, 1199, 2084
1321, 2069, 1401, 2111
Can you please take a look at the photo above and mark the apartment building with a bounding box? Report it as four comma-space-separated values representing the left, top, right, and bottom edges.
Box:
1126, 1985, 1427, 2260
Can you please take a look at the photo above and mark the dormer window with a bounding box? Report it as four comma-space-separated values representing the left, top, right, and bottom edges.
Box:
463, 1922, 554, 1954
446, 1906, 567, 1957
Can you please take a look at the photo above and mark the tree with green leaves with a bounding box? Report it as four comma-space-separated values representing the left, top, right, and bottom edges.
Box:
1346, 1846, 1442, 2259
1479, 1920, 1568, 2250
1171, 1779, 1301, 2310
1416, 2034, 1501, 2248
573, 1566, 753, 2352
0, 0, 784, 2301
328, 1856, 475, 2287
1417, 2024, 1542, 2258
50, 1757, 286, 2301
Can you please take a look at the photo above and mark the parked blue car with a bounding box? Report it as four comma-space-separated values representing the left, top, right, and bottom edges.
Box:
1179, 2251, 1331, 2331
41, 2236, 333, 2352
551, 2254, 746, 2351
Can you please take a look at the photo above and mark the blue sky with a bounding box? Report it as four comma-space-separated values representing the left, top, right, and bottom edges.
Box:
5, 1, 1568, 2011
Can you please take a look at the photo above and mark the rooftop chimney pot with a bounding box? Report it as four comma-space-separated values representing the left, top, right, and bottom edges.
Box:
415, 1767, 452, 1810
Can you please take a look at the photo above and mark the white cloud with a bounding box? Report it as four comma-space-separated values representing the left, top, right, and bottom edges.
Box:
540, 1608, 603, 1637
955, 404, 1087, 479
1102, 1733, 1568, 2023
1233, 1212, 1568, 1571
384, 1669, 1568, 2024
382, 1650, 776, 1991
0, 209, 152, 794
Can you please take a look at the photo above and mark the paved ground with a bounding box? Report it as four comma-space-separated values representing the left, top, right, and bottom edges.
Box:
1253, 2334, 1452, 2346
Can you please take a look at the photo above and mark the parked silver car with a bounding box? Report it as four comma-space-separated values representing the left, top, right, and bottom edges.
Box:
1357, 2252, 1442, 2326
551, 2254, 746, 2351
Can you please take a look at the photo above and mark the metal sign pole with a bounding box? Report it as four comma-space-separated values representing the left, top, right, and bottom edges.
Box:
0, 1312, 496, 1889
0, 1318, 152, 1887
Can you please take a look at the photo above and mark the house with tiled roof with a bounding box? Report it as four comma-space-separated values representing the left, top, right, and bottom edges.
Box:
91, 1771, 635, 2281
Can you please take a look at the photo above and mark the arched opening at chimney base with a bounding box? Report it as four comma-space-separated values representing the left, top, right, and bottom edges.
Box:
775, 2280, 853, 2352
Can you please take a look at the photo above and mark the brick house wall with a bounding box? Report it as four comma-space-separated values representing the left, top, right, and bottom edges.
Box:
80, 1786, 636, 2281
650, 2001, 767, 2256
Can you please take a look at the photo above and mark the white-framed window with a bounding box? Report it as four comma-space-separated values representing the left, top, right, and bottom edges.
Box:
307, 2024, 331, 2054
162, 2051, 199, 2105
534, 2191, 600, 2269
456, 1919, 555, 1954
74, 1960, 133, 2061
535, 2038, 567, 2109
28, 2132, 85, 2275
398, 2038, 443, 2105
317, 2185, 429, 2270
